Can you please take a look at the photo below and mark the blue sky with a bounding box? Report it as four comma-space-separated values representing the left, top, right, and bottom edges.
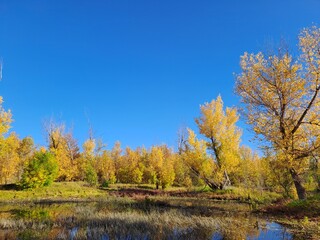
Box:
0, 0, 319, 150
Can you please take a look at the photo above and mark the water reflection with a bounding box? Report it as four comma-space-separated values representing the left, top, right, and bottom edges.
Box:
0, 200, 293, 239
254, 222, 292, 240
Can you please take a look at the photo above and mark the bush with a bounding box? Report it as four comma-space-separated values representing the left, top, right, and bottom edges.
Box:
100, 179, 109, 188
19, 152, 58, 189
85, 164, 98, 186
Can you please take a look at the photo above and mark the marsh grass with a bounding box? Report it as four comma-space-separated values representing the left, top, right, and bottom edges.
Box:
0, 182, 311, 239
0, 200, 266, 240
0, 191, 297, 240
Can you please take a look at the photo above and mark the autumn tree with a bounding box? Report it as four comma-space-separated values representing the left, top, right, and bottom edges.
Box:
0, 97, 21, 184
175, 128, 195, 187
80, 138, 97, 183
64, 132, 80, 166
182, 129, 217, 189
0, 133, 20, 184
172, 153, 192, 187
310, 135, 320, 191
235, 26, 320, 199
17, 137, 35, 176
234, 146, 261, 189
145, 145, 175, 189
0, 97, 11, 135
116, 147, 144, 184
262, 152, 296, 197
194, 96, 241, 189
94, 142, 116, 185
111, 141, 122, 182
45, 121, 80, 181
157, 145, 176, 189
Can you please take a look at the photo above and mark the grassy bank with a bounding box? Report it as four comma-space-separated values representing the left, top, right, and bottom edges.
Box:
0, 182, 281, 204
262, 193, 320, 239
0, 182, 107, 202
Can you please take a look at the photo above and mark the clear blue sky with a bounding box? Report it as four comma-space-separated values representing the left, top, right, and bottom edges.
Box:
0, 0, 319, 150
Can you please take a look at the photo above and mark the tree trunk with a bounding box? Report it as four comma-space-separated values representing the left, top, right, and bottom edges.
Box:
221, 170, 231, 189
290, 168, 306, 200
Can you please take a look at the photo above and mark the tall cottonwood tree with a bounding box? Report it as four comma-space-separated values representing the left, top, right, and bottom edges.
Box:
194, 96, 241, 189
236, 26, 320, 199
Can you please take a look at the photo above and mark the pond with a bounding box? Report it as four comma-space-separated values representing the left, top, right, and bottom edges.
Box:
0, 198, 293, 239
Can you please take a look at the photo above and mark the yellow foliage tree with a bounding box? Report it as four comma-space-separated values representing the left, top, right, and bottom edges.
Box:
195, 96, 241, 189
46, 122, 80, 181
95, 149, 116, 184
0, 97, 12, 135
77, 138, 96, 180
172, 153, 192, 187
182, 129, 218, 189
0, 97, 21, 184
117, 147, 143, 184
111, 141, 122, 182
235, 146, 261, 188
16, 137, 35, 181
0, 133, 20, 184
146, 145, 175, 189
236, 26, 320, 199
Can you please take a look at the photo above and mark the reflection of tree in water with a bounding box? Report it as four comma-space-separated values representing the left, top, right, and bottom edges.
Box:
215, 216, 260, 240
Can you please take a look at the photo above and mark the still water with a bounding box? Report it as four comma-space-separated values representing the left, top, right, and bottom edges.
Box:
0, 199, 292, 240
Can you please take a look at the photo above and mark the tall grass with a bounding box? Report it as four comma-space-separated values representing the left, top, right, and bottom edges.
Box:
0, 200, 268, 240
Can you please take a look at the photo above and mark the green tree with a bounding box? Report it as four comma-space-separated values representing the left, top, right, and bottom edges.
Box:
84, 163, 98, 186
19, 152, 58, 189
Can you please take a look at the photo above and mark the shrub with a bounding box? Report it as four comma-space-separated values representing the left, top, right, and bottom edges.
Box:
85, 164, 98, 186
101, 179, 109, 188
19, 152, 58, 189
